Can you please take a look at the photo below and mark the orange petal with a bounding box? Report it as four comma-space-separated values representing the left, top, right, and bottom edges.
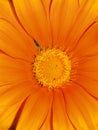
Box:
41, 0, 52, 14
64, 0, 98, 52
77, 55, 98, 82
77, 67, 98, 81
50, 0, 78, 48
0, 81, 34, 106
16, 89, 52, 130
63, 83, 98, 129
0, 19, 38, 62
0, 54, 33, 85
0, 0, 38, 54
0, 0, 17, 24
0, 80, 36, 128
75, 74, 98, 98
40, 109, 52, 130
0, 53, 31, 71
78, 55, 98, 72
76, 54, 98, 98
72, 22, 98, 57
52, 89, 74, 130
38, 90, 53, 130
13, 0, 51, 49
0, 101, 24, 130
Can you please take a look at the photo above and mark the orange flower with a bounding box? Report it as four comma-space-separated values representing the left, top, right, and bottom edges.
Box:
0, 0, 98, 130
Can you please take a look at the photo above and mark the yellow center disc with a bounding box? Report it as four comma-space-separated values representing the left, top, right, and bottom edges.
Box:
33, 49, 71, 88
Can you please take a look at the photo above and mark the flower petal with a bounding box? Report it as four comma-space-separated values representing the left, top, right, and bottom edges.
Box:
12, 0, 51, 49
0, 0, 38, 54
71, 22, 98, 57
0, 81, 35, 129
0, 101, 24, 130
16, 89, 52, 130
78, 55, 98, 72
50, 0, 78, 48
39, 110, 52, 130
52, 89, 74, 130
75, 51, 98, 98
39, 90, 53, 130
0, 19, 38, 62
64, 0, 98, 52
63, 84, 98, 129
0, 81, 34, 107
75, 74, 98, 99
0, 0, 17, 23
0, 54, 33, 85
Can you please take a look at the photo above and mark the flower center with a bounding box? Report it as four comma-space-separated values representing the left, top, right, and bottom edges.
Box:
33, 49, 71, 88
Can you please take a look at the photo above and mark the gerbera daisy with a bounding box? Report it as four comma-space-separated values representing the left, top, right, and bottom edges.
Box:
0, 0, 98, 130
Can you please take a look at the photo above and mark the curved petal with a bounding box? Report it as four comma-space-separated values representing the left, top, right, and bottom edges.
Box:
0, 19, 38, 62
0, 54, 33, 85
0, 0, 38, 55
77, 59, 98, 81
63, 84, 98, 129
0, 80, 36, 129
75, 53, 98, 98
50, 0, 78, 48
0, 0, 17, 24
39, 89, 53, 130
16, 89, 52, 130
71, 22, 98, 57
64, 0, 98, 52
0, 101, 26, 130
0, 101, 23, 130
12, 0, 51, 49
78, 55, 98, 72
52, 89, 74, 130
40, 110, 52, 130
75, 74, 98, 99
0, 81, 34, 107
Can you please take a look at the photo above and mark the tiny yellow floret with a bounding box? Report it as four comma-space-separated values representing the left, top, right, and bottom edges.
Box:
33, 49, 71, 88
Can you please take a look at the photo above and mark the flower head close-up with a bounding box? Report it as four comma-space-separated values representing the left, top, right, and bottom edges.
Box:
0, 0, 98, 130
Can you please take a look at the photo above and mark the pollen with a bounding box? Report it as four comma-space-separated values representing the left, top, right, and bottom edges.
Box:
33, 49, 71, 88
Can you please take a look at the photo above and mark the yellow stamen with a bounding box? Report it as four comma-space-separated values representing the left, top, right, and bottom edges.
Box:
33, 49, 71, 88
